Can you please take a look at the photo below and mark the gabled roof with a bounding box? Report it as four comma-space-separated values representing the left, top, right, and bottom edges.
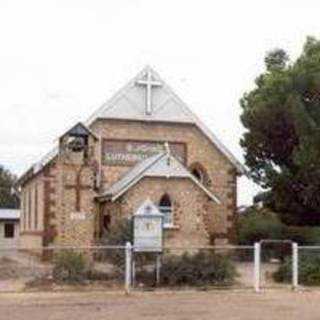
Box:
134, 199, 163, 216
0, 209, 20, 220
86, 66, 244, 174
97, 152, 220, 204
86, 66, 195, 124
61, 122, 98, 140
17, 123, 95, 186
18, 66, 244, 184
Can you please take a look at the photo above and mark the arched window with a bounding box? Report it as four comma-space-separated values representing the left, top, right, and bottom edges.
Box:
103, 215, 111, 231
159, 194, 173, 226
191, 168, 203, 181
189, 162, 210, 187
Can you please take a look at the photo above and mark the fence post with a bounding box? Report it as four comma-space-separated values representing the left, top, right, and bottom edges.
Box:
156, 253, 161, 285
125, 242, 132, 294
292, 242, 298, 291
254, 242, 261, 292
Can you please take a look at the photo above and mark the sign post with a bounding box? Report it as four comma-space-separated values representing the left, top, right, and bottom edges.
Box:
125, 242, 132, 294
254, 242, 261, 293
292, 242, 298, 291
133, 200, 163, 252
133, 199, 164, 286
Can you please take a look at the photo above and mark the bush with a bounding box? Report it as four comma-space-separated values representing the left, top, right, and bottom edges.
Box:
160, 251, 237, 287
99, 218, 152, 273
102, 218, 133, 245
307, 228, 320, 244
98, 218, 132, 272
237, 208, 285, 261
53, 251, 88, 283
237, 207, 320, 246
237, 207, 284, 245
282, 226, 320, 245
274, 254, 320, 286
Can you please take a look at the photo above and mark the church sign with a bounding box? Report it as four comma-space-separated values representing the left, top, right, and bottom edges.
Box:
102, 139, 186, 166
133, 200, 163, 252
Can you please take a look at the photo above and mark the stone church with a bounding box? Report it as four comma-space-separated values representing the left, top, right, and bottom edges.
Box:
18, 66, 244, 248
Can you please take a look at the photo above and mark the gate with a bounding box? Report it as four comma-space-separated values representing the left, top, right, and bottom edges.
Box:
254, 240, 298, 292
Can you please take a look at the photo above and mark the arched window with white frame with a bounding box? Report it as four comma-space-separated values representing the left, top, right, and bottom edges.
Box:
159, 194, 173, 226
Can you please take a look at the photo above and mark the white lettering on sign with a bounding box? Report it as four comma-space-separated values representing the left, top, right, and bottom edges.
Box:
103, 140, 186, 166
70, 212, 86, 220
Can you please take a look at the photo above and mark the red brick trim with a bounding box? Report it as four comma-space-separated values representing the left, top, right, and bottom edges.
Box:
43, 179, 55, 246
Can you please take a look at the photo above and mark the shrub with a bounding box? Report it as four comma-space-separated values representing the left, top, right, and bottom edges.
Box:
102, 218, 133, 245
98, 218, 132, 272
160, 251, 237, 287
237, 207, 285, 261
307, 228, 320, 245
282, 226, 320, 245
53, 251, 88, 284
99, 218, 152, 273
274, 254, 320, 286
237, 207, 320, 246
237, 207, 284, 245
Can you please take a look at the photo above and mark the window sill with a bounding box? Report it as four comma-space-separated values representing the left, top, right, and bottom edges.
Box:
164, 224, 180, 230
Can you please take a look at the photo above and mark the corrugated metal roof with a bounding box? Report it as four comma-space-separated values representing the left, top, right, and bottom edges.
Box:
102, 153, 165, 199
0, 209, 20, 220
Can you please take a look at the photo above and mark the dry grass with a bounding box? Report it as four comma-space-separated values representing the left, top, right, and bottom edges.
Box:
0, 257, 31, 280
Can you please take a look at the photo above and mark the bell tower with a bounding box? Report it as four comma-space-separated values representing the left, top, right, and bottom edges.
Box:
55, 122, 99, 246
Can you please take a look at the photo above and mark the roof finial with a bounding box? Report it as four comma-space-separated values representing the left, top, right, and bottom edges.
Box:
164, 142, 171, 155
164, 142, 171, 167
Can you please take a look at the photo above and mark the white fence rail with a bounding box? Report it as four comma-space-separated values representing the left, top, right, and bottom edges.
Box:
0, 242, 319, 293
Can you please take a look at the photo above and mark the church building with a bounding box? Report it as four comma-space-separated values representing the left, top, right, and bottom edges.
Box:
17, 66, 244, 248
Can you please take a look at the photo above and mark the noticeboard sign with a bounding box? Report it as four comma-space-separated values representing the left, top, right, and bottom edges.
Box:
102, 139, 186, 166
133, 200, 163, 252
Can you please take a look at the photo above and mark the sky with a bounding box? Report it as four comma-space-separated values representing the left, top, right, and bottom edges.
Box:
0, 0, 319, 205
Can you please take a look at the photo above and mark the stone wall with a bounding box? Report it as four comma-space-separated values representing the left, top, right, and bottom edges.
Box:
54, 162, 97, 247
19, 117, 238, 248
20, 171, 45, 248
91, 119, 237, 243
53, 133, 98, 247
101, 177, 226, 246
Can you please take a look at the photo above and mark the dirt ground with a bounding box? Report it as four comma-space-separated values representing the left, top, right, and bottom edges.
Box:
0, 290, 320, 320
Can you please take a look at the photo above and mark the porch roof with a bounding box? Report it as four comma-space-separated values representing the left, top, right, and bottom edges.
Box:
97, 152, 220, 204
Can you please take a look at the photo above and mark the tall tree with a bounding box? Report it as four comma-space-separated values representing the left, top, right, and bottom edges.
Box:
241, 37, 320, 225
0, 165, 19, 208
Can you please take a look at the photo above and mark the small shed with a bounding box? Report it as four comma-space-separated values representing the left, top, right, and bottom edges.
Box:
0, 209, 20, 247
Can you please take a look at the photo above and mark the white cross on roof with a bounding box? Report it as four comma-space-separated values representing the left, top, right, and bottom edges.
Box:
136, 67, 162, 115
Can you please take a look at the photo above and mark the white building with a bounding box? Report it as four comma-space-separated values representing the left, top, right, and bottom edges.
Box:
0, 209, 20, 247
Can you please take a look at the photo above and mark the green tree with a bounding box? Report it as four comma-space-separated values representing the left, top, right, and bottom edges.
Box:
0, 165, 19, 208
241, 36, 320, 225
